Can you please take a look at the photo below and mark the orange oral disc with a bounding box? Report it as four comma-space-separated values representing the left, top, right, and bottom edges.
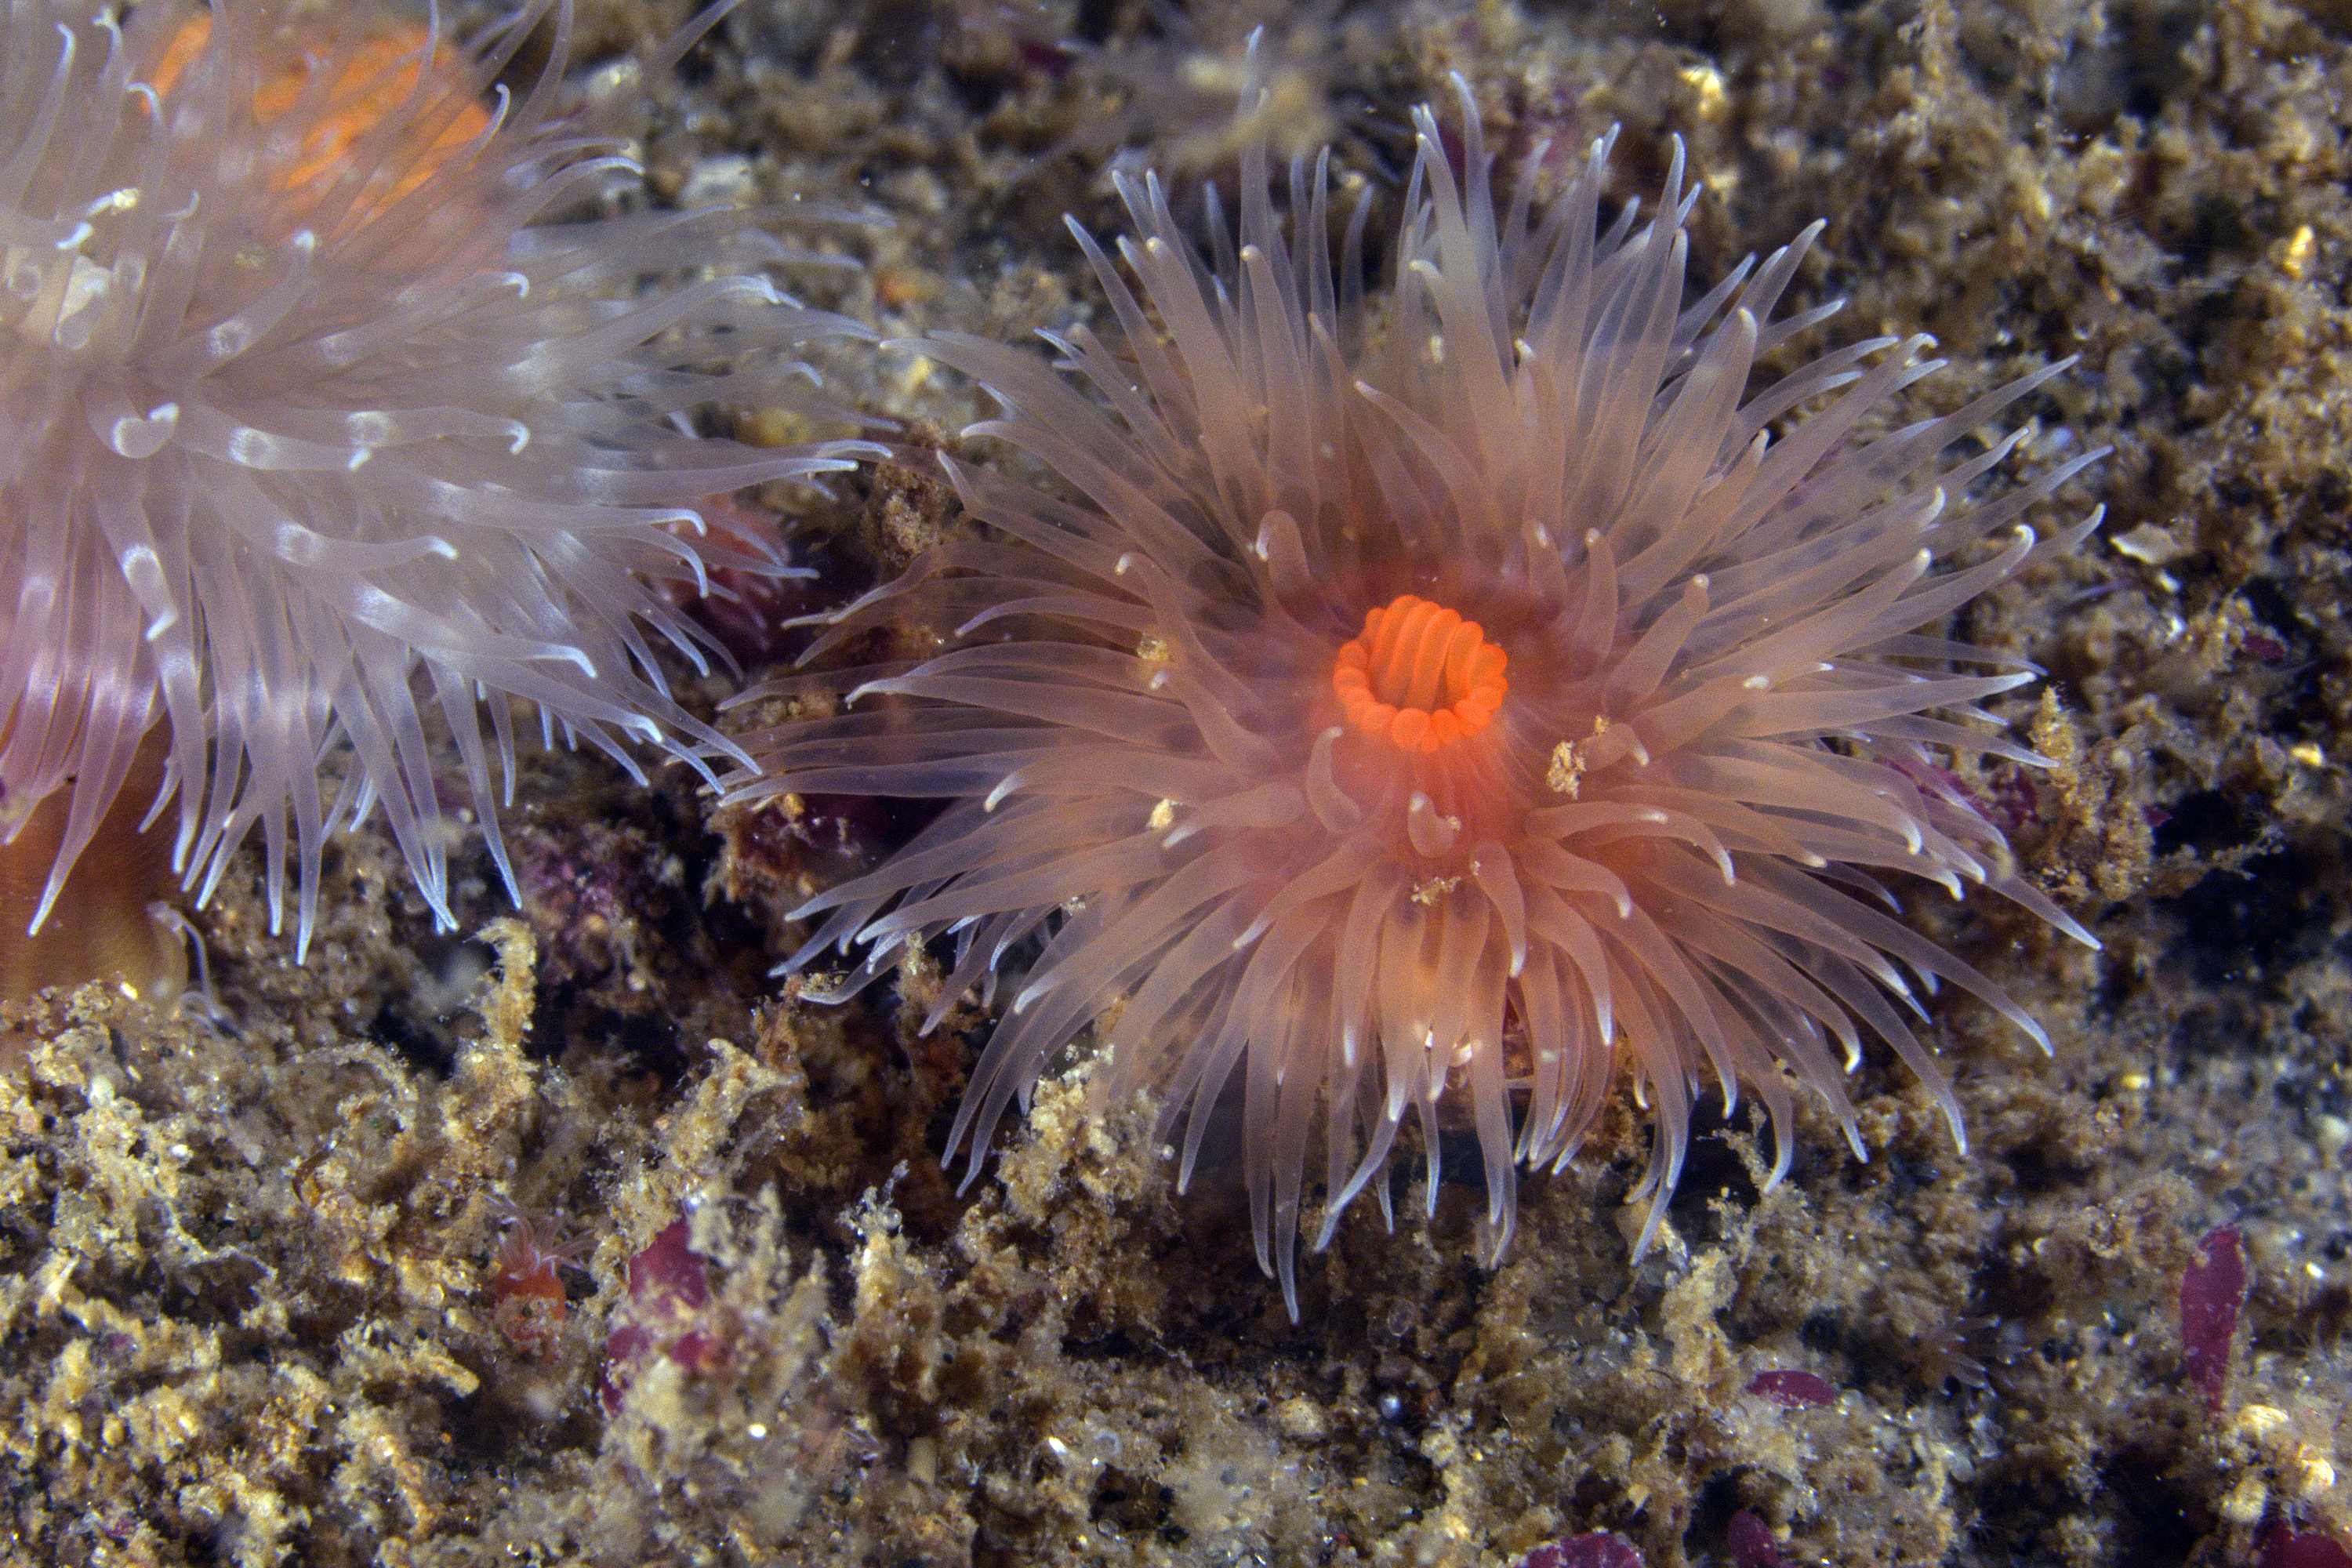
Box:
1331, 594, 1509, 753
154, 17, 493, 201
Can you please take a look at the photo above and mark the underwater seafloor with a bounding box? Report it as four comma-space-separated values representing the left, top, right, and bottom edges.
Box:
5, 0, 2351, 1563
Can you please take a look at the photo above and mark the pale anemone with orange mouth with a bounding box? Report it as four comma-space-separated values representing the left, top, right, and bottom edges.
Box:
739, 90, 2105, 1314
0, 0, 871, 996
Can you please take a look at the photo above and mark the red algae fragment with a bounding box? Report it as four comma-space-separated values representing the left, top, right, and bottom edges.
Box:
2263, 1525, 2352, 1568
631, 1220, 714, 1310
1986, 768, 2042, 833
1517, 1534, 1645, 1568
2243, 632, 2290, 661
659, 492, 822, 666
1729, 1511, 1793, 1568
602, 1216, 721, 1412
2180, 1221, 2248, 1412
1745, 1369, 1841, 1408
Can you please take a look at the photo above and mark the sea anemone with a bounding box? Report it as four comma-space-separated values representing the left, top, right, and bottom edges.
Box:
1046, 2, 1365, 187
0, 0, 869, 964
739, 89, 2103, 1313
0, 730, 182, 1004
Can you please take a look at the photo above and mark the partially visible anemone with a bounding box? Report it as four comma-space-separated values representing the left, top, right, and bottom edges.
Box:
1023, 7, 1371, 196
0, 0, 873, 970
739, 87, 2104, 1314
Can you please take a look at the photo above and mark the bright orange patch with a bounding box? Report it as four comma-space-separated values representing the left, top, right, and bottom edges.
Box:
1331, 594, 1508, 753
152, 17, 492, 201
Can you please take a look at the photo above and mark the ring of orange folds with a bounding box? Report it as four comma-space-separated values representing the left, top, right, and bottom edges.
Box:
1330, 593, 1509, 754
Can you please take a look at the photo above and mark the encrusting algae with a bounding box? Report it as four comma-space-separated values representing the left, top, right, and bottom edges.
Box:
3, 0, 2352, 1565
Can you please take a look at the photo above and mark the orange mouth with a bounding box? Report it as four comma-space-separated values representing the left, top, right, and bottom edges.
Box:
1330, 593, 1508, 753
153, 16, 492, 201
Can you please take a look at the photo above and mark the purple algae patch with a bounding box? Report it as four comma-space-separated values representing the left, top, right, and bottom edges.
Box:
1517, 1532, 1646, 1568
1728, 1511, 1791, 1568
2263, 1526, 2352, 1568
2180, 1222, 2247, 1413
601, 1217, 720, 1413
1745, 1369, 1840, 1408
